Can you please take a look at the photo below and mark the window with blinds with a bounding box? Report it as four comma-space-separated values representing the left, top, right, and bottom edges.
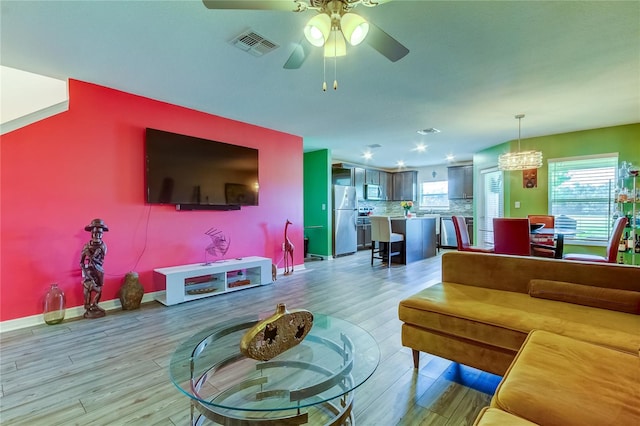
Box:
420, 181, 449, 209
548, 154, 618, 242
479, 169, 503, 246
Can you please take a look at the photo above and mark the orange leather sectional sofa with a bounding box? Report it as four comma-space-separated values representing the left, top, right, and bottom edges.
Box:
399, 251, 640, 425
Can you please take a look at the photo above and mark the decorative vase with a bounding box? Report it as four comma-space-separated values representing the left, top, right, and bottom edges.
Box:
43, 283, 66, 325
119, 271, 144, 310
404, 209, 410, 217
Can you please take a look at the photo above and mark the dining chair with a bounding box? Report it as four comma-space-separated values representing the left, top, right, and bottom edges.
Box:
528, 214, 556, 258
493, 218, 532, 256
452, 216, 494, 253
370, 216, 405, 267
563, 217, 628, 263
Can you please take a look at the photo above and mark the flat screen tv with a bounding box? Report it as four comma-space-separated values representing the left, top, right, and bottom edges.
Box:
145, 128, 259, 208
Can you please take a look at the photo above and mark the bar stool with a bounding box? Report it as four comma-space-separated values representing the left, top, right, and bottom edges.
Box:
370, 216, 404, 267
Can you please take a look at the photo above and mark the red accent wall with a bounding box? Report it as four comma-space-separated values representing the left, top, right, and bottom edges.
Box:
0, 80, 303, 322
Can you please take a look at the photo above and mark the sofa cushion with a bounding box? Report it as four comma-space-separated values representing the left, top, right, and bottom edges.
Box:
529, 279, 640, 314
398, 282, 640, 354
441, 251, 640, 294
473, 407, 538, 426
492, 330, 640, 426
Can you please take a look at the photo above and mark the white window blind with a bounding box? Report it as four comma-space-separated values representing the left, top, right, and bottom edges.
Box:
548, 154, 617, 242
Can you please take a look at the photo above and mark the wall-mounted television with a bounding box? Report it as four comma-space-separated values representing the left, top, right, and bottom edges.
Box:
145, 128, 259, 209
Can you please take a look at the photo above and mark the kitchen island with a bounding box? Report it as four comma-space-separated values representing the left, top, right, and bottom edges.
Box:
390, 216, 437, 264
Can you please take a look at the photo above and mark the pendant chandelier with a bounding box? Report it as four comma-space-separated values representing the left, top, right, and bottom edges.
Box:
498, 114, 543, 171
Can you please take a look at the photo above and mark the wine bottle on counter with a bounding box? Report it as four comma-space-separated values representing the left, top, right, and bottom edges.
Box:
635, 235, 640, 254
627, 232, 635, 251
618, 236, 627, 253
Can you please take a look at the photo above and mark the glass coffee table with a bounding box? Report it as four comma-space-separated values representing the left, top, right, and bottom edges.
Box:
169, 312, 380, 425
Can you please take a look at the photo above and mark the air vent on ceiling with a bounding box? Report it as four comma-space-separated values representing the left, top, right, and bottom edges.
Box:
231, 30, 279, 57
417, 128, 441, 135
366, 143, 382, 149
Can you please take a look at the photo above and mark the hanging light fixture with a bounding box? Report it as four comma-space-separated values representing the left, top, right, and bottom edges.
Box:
304, 14, 331, 47
303, 1, 371, 91
340, 12, 369, 46
498, 114, 543, 171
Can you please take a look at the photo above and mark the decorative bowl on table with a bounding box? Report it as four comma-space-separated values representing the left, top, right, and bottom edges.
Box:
530, 223, 545, 232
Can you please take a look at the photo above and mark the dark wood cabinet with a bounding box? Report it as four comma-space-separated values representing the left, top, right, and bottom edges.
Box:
353, 167, 365, 200
392, 171, 418, 201
357, 223, 372, 249
365, 169, 380, 185
448, 165, 473, 199
380, 171, 393, 201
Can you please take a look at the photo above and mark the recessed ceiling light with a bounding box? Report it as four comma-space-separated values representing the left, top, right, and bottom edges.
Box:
446, 154, 455, 161
396, 160, 406, 167
414, 143, 427, 152
417, 128, 441, 135
363, 151, 373, 160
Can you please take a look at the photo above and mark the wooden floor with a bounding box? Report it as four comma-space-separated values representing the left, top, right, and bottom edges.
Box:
0, 249, 501, 425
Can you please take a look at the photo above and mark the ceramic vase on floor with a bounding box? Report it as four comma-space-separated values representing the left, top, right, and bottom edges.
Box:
119, 271, 144, 310
43, 283, 66, 325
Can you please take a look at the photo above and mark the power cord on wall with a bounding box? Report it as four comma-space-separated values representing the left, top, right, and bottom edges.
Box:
104, 204, 152, 277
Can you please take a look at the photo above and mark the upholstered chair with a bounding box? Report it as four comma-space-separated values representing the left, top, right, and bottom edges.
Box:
370, 216, 404, 267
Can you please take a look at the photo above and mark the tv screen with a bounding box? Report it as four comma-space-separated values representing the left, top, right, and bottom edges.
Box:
145, 128, 259, 207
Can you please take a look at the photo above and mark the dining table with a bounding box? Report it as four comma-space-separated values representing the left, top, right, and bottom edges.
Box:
531, 227, 578, 258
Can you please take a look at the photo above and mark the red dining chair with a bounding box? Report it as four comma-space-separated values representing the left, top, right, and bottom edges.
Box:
452, 216, 494, 253
563, 217, 628, 263
528, 214, 556, 258
493, 218, 532, 256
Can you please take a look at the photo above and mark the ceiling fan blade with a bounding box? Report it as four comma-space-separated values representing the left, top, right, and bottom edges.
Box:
202, 0, 305, 11
366, 22, 409, 62
283, 39, 311, 69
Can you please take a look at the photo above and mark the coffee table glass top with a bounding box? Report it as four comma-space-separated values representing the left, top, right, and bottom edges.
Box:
169, 312, 380, 413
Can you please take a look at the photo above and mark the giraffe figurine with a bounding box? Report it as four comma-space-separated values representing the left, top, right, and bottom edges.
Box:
284, 219, 295, 275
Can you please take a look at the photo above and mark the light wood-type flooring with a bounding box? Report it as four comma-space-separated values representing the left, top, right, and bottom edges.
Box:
0, 249, 501, 425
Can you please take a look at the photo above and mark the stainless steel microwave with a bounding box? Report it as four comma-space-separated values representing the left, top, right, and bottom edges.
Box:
365, 184, 383, 200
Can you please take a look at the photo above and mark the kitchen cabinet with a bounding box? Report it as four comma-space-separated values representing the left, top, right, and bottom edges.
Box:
353, 167, 365, 200
331, 167, 352, 186
365, 169, 380, 185
448, 165, 473, 199
357, 223, 372, 249
392, 171, 418, 201
380, 171, 393, 201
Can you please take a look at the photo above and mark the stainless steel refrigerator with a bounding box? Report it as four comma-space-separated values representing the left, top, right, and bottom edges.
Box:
332, 185, 357, 257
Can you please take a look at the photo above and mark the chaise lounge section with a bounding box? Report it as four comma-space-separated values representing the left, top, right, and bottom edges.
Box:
398, 251, 640, 376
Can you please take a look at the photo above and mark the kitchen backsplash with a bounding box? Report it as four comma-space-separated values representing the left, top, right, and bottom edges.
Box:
359, 198, 473, 217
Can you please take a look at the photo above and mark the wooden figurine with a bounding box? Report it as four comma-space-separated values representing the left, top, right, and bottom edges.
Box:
284, 220, 295, 275
80, 218, 109, 318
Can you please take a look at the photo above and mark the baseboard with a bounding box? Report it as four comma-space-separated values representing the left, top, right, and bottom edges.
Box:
0, 291, 163, 333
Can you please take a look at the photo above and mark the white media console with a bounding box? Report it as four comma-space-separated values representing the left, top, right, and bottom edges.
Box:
153, 256, 272, 306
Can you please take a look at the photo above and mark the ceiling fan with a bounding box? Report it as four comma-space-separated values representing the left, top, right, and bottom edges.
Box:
202, 0, 410, 70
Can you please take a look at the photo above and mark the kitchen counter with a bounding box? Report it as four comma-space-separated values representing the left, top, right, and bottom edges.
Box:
390, 217, 437, 264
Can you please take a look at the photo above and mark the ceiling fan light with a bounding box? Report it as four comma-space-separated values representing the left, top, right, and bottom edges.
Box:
341, 13, 369, 46
324, 30, 346, 57
304, 14, 331, 47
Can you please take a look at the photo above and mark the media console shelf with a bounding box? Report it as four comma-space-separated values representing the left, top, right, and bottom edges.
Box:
154, 256, 272, 306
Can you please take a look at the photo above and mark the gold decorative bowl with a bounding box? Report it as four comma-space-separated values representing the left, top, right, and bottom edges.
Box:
239, 303, 314, 361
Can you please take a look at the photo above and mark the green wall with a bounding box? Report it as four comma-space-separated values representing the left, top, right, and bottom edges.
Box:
474, 123, 640, 256
303, 149, 333, 257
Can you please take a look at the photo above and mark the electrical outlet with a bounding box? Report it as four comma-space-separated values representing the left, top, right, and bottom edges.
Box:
515, 201, 521, 208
